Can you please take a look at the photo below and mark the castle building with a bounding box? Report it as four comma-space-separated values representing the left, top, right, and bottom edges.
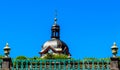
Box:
39, 17, 71, 58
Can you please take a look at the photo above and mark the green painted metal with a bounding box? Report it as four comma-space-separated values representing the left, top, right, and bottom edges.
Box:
87, 60, 90, 70
82, 60, 85, 70
78, 60, 80, 70
63, 60, 66, 70
6, 59, 111, 70
0, 59, 111, 70
0, 60, 2, 70
97, 60, 100, 70
107, 60, 110, 70
58, 60, 61, 70
92, 60, 94, 70
29, 60, 31, 70
102, 60, 104, 70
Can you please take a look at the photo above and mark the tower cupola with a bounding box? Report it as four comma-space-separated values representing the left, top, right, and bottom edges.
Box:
51, 17, 60, 39
39, 17, 71, 58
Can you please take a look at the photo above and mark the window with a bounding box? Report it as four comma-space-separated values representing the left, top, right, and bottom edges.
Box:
48, 49, 53, 54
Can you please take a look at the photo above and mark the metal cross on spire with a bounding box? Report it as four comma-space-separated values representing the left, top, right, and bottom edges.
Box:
54, 10, 58, 24
55, 10, 57, 18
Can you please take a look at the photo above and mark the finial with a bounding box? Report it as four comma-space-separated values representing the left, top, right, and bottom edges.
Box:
4, 42, 11, 57
6, 42, 9, 46
4, 42, 10, 48
113, 42, 116, 46
55, 10, 57, 18
111, 42, 118, 48
54, 18, 57, 25
54, 17, 57, 22
111, 42, 118, 57
54, 10, 58, 24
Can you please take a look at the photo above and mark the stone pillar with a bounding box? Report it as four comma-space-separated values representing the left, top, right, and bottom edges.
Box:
2, 57, 12, 70
110, 57, 120, 70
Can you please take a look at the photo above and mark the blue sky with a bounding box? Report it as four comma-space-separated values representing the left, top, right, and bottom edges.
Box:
0, 0, 120, 59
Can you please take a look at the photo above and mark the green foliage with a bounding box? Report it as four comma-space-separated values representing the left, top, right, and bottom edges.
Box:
28, 56, 43, 60
119, 56, 120, 65
83, 57, 98, 61
0, 55, 3, 59
99, 58, 110, 61
16, 56, 27, 60
83, 57, 110, 61
15, 56, 44, 60
44, 53, 54, 59
119, 56, 120, 60
53, 54, 68, 59
43, 53, 69, 59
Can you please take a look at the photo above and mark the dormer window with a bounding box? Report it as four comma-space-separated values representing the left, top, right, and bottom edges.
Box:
48, 49, 53, 54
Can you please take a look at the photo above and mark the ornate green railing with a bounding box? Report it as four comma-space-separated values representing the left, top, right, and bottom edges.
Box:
11, 59, 110, 70
0, 60, 2, 69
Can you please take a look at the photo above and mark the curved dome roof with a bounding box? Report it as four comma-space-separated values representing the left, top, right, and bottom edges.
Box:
42, 39, 68, 50
41, 38, 70, 55
40, 17, 71, 56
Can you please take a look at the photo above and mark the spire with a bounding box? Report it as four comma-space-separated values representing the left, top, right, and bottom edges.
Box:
55, 10, 57, 18
53, 10, 58, 26
111, 42, 118, 48
6, 43, 9, 47
4, 42, 10, 49
51, 15, 60, 39
54, 17, 57, 25
113, 42, 116, 46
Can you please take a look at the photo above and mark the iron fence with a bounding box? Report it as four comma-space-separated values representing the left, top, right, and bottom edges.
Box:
11, 59, 110, 70
0, 60, 2, 70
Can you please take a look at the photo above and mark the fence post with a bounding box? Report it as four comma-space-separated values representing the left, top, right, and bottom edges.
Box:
2, 43, 12, 70
110, 57, 119, 70
110, 42, 120, 70
2, 57, 12, 70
